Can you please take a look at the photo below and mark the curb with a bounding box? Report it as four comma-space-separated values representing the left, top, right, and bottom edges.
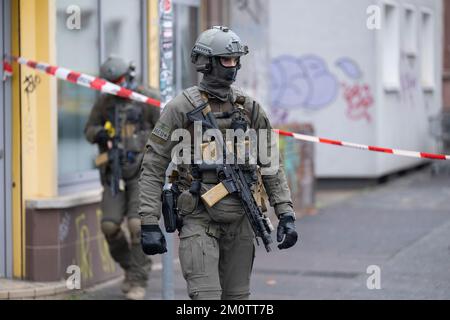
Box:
0, 259, 178, 300
0, 281, 69, 300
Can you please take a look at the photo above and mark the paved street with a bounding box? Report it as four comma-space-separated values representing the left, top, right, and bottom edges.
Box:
59, 166, 450, 300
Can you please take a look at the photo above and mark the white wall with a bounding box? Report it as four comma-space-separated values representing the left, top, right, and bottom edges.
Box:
374, 0, 443, 176
269, 0, 443, 178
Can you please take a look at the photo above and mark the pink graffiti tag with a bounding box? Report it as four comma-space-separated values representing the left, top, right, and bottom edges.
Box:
342, 83, 374, 123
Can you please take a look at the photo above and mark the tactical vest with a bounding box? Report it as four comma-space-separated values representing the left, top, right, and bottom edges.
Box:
175, 86, 268, 212
183, 85, 252, 130
102, 96, 152, 179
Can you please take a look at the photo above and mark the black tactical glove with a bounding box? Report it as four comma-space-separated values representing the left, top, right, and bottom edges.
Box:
94, 129, 110, 148
277, 212, 298, 250
141, 224, 167, 255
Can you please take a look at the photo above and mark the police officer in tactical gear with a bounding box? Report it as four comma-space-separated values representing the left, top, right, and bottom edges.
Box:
85, 56, 161, 300
139, 26, 298, 300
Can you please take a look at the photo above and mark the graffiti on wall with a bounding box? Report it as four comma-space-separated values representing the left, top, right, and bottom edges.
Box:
58, 212, 71, 242
96, 210, 116, 274
24, 74, 41, 94
64, 211, 118, 284
271, 55, 374, 124
341, 83, 374, 122
271, 55, 339, 111
336, 57, 374, 123
399, 51, 418, 108
72, 211, 117, 282
336, 57, 363, 80
75, 213, 93, 281
23, 73, 41, 155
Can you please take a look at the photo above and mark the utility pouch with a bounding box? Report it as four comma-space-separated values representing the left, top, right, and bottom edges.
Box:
177, 189, 199, 216
162, 184, 182, 233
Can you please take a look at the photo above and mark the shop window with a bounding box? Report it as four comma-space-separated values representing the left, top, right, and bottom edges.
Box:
56, 0, 147, 191
56, 0, 100, 189
101, 0, 144, 83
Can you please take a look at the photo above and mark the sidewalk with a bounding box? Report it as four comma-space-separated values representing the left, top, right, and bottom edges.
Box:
251, 167, 450, 299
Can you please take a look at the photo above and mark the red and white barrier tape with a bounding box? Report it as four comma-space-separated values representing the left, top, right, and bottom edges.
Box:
4, 55, 449, 161
275, 129, 450, 161
5, 55, 161, 108
3, 60, 13, 80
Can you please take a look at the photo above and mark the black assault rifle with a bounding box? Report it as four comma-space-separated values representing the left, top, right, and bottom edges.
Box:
109, 102, 124, 197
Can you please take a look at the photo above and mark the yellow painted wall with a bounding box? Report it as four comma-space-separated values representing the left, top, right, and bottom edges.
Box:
34, 0, 57, 198
20, 0, 57, 199
148, 0, 160, 89
11, 0, 23, 279
11, 0, 57, 278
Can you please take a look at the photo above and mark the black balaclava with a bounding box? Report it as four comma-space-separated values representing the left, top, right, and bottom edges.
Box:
199, 56, 239, 102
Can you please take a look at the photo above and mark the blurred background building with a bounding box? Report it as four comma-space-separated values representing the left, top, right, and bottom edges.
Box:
270, 0, 443, 178
0, 0, 447, 290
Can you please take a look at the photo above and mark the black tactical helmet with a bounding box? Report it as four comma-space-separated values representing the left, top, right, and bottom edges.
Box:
191, 26, 249, 73
100, 56, 129, 82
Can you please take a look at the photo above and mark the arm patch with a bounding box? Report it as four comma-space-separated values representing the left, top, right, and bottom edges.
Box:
151, 122, 171, 143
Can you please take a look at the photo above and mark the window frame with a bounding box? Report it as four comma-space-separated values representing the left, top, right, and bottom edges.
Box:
381, 0, 401, 92
403, 4, 418, 57
419, 7, 436, 91
57, 0, 149, 193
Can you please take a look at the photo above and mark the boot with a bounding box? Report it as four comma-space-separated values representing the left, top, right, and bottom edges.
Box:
126, 286, 146, 300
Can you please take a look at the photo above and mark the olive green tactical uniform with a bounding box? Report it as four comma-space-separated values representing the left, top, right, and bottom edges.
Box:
139, 85, 293, 299
85, 86, 160, 287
